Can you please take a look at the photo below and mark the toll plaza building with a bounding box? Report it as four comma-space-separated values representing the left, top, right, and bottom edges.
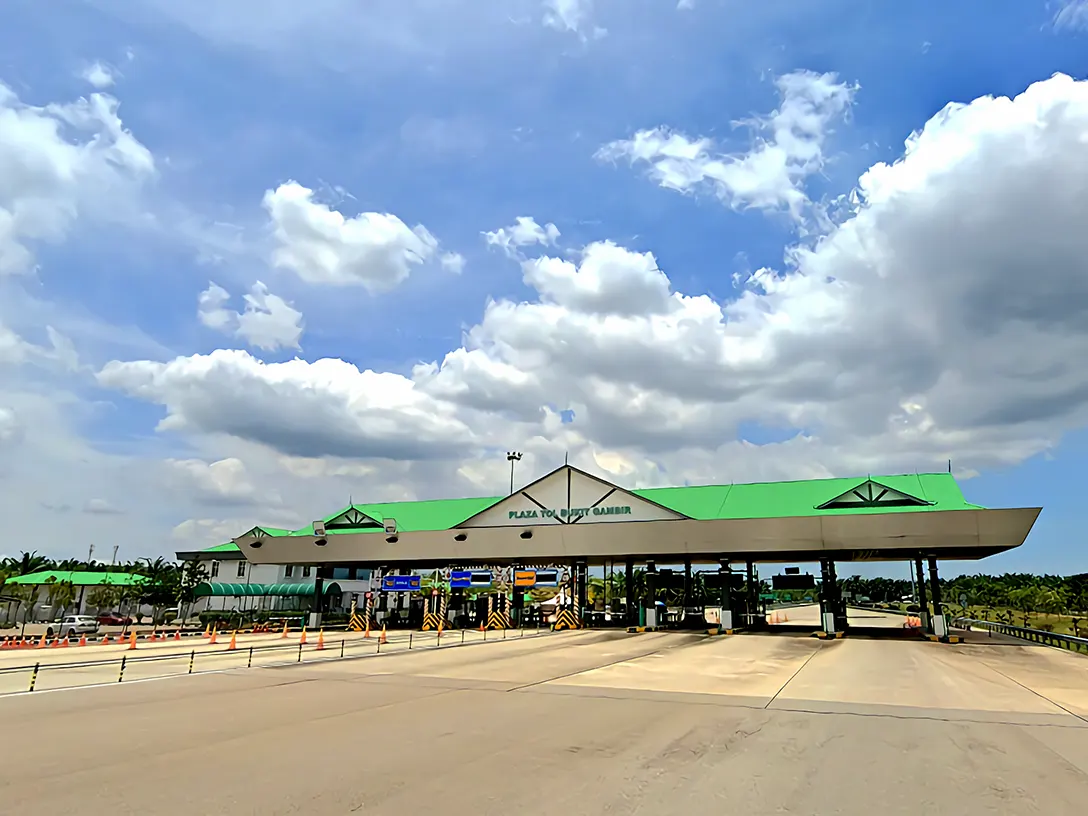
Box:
236, 465, 1040, 639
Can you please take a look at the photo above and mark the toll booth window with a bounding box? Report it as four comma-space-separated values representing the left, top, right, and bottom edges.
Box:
284, 565, 294, 578
302, 565, 312, 578
236, 561, 246, 578
211, 560, 219, 578
332, 567, 350, 579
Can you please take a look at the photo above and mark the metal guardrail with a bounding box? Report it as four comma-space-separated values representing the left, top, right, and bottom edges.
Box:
954, 617, 1088, 655
0, 625, 552, 695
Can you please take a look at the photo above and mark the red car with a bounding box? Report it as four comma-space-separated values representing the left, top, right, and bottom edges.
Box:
96, 612, 132, 626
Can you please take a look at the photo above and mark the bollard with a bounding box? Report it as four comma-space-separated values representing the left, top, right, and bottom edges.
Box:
340, 638, 345, 658
461, 630, 465, 645
409, 632, 413, 650
188, 649, 195, 674
377, 637, 381, 654
28, 662, 40, 692
503, 627, 506, 640
118, 655, 127, 683
247, 647, 253, 669
297, 642, 303, 663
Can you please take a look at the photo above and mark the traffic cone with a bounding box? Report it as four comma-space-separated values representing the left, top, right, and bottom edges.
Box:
61, 636, 69, 647
128, 631, 138, 650
101, 635, 110, 645
316, 629, 325, 651
783, 612, 789, 622
149, 631, 158, 642
300, 626, 307, 646
363, 620, 371, 639
174, 629, 182, 641
37, 633, 46, 648
479, 621, 485, 632
203, 624, 211, 638
51, 638, 60, 648
79, 634, 87, 646
379, 624, 388, 645
227, 631, 237, 651
281, 622, 289, 639
209, 628, 218, 645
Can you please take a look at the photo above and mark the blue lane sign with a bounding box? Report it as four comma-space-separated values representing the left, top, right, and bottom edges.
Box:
382, 574, 421, 592
450, 570, 472, 589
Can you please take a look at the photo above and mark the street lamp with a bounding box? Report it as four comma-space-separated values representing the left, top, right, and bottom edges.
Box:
506, 451, 523, 495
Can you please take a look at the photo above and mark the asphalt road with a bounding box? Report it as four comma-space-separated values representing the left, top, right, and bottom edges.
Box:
1, 627, 1086, 815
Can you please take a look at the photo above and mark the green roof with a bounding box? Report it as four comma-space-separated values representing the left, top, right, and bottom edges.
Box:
4, 570, 149, 587
245, 471, 982, 540
200, 542, 243, 554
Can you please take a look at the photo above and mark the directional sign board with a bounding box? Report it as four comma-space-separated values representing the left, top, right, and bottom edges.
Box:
450, 570, 492, 588
382, 574, 421, 592
534, 569, 559, 587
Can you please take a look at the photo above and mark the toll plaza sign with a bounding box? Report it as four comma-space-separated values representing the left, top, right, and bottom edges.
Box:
508, 505, 632, 521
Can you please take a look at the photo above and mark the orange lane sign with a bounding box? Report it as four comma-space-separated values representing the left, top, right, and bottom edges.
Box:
514, 570, 537, 588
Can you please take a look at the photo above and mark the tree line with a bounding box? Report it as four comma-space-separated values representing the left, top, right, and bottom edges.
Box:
0, 552, 209, 627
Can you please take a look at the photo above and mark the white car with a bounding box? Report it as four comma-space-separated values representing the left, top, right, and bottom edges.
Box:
47, 615, 100, 640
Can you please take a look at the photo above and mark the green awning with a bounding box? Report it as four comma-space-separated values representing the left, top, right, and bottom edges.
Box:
194, 582, 342, 598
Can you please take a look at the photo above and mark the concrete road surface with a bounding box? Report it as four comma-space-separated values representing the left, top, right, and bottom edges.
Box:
1, 630, 1086, 815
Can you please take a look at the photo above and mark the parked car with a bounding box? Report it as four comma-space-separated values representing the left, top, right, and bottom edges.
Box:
96, 612, 132, 626
47, 615, 100, 639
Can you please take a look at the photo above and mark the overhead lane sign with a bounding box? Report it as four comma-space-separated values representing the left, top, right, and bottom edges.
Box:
382, 575, 421, 592
450, 570, 493, 588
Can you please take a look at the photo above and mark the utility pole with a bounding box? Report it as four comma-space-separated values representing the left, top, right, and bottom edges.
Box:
506, 451, 523, 495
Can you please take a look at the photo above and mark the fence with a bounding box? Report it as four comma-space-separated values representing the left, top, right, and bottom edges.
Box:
953, 617, 1088, 655
0, 625, 552, 696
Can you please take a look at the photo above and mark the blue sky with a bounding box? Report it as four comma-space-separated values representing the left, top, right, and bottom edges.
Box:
2, 0, 1088, 574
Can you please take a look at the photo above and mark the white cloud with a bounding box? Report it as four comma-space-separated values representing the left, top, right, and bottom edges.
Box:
440, 251, 466, 274
0, 82, 154, 275
596, 70, 856, 219
80, 61, 116, 89
167, 457, 262, 505
483, 216, 560, 258
0, 406, 21, 444
543, 0, 606, 39
94, 73, 1088, 490
84, 498, 123, 515
1054, 0, 1088, 31
0, 319, 79, 370
198, 281, 304, 352
262, 181, 439, 292
677, 0, 695, 9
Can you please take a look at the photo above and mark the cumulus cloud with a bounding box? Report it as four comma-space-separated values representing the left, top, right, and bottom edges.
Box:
97, 350, 483, 461
543, 0, 606, 39
198, 281, 304, 352
94, 73, 1088, 486
483, 216, 560, 258
167, 457, 263, 505
440, 251, 466, 274
80, 61, 116, 89
83, 498, 123, 515
596, 70, 856, 219
262, 181, 439, 292
0, 82, 154, 275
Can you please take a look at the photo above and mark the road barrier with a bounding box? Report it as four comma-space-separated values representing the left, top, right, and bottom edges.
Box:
954, 617, 1088, 655
0, 625, 555, 696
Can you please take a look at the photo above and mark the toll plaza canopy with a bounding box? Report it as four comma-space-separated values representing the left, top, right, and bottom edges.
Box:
235, 465, 1041, 568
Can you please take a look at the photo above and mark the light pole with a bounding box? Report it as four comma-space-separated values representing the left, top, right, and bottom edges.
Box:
506, 451, 523, 495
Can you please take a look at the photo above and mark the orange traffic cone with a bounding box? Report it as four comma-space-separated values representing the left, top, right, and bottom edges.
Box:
363, 620, 371, 639
101, 634, 110, 645
79, 634, 87, 646
227, 631, 237, 651
379, 624, 388, 645
174, 629, 182, 641
37, 633, 46, 648
479, 621, 486, 632
60, 636, 69, 647
281, 622, 289, 639
783, 612, 789, 622
203, 624, 211, 638
149, 631, 158, 642
209, 628, 218, 645
128, 631, 138, 650
300, 626, 308, 646
316, 629, 325, 651
50, 638, 60, 648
